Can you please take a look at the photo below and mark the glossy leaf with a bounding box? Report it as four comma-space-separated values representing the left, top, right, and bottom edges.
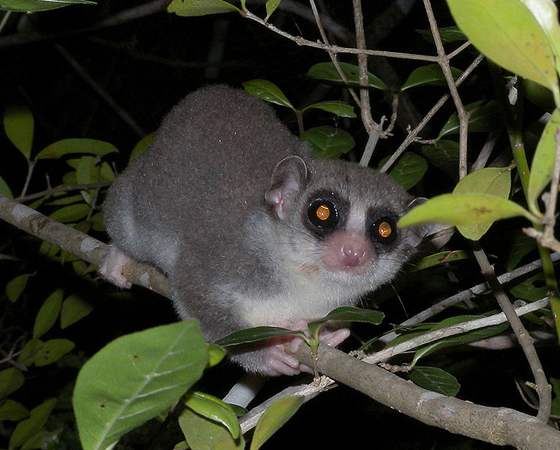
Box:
6, 273, 32, 303
9, 398, 57, 449
422, 140, 460, 162
305, 62, 390, 91
215, 326, 304, 347
3, 104, 34, 160
207, 343, 227, 368
0, 399, 29, 422
453, 167, 512, 240
74, 320, 208, 450
129, 132, 155, 163
0, 176, 13, 199
250, 396, 304, 450
509, 272, 548, 301
0, 0, 95, 12
49, 203, 90, 223
412, 315, 509, 366
183, 391, 240, 439
519, 0, 560, 77
401, 64, 463, 91
409, 366, 460, 396
438, 100, 502, 138
303, 101, 356, 118
308, 307, 384, 338
385, 152, 428, 190
35, 138, 118, 160
60, 294, 94, 328
504, 230, 538, 271
446, 0, 558, 92
179, 406, 244, 450
416, 26, 467, 43
412, 250, 471, 271
33, 288, 64, 339
265, 0, 280, 21
0, 367, 25, 398
167, 0, 239, 16
300, 126, 355, 159
242, 79, 294, 110
18, 338, 75, 367
528, 108, 560, 214
398, 193, 534, 233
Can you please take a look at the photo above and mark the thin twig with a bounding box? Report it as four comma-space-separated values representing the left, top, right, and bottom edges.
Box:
423, 0, 468, 179
471, 242, 551, 422
380, 53, 485, 172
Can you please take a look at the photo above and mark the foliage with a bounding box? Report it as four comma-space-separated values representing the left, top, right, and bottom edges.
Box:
1, 0, 560, 449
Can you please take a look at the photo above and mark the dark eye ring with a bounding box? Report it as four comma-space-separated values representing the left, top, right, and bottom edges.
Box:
308, 199, 339, 229
371, 217, 397, 244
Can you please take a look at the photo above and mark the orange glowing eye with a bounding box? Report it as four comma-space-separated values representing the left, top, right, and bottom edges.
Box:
308, 199, 339, 229
378, 221, 392, 238
316, 204, 331, 221
372, 217, 397, 244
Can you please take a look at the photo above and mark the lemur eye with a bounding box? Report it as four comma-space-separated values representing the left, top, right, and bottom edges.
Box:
371, 217, 397, 244
308, 199, 339, 229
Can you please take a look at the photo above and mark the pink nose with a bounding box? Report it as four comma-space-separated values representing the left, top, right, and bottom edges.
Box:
340, 244, 366, 267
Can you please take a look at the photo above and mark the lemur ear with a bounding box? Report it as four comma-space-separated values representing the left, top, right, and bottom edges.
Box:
265, 156, 309, 220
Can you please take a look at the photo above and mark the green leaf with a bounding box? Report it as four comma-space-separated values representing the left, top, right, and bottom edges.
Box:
528, 108, 560, 214
519, 0, 560, 78
0, 367, 25, 398
0, 175, 13, 199
398, 193, 534, 235
308, 307, 384, 338
411, 250, 471, 272
509, 272, 548, 301
453, 167, 512, 240
438, 100, 502, 138
183, 391, 240, 439
409, 366, 460, 396
446, 0, 558, 93
167, 0, 239, 16
207, 343, 227, 368
401, 64, 463, 91
0, 0, 95, 12
523, 78, 555, 111
242, 79, 295, 110
422, 140, 460, 162
416, 26, 467, 43
179, 406, 244, 450
35, 138, 118, 160
412, 315, 509, 366
305, 62, 390, 91
33, 288, 64, 339
3, 104, 34, 160
504, 230, 538, 271
61, 294, 94, 328
250, 396, 303, 450
73, 320, 208, 450
6, 273, 32, 303
9, 398, 57, 450
300, 126, 355, 159
265, 0, 281, 21
129, 132, 155, 163
49, 203, 90, 223
384, 152, 428, 190
303, 101, 356, 118
215, 326, 304, 347
18, 338, 75, 367
0, 399, 29, 422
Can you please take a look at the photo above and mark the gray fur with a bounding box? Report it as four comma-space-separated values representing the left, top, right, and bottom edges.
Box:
102, 85, 425, 374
